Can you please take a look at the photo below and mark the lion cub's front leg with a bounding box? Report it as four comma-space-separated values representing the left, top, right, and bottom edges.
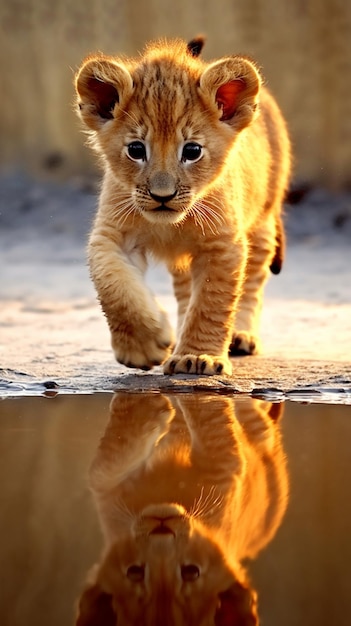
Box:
164, 240, 247, 376
89, 230, 173, 370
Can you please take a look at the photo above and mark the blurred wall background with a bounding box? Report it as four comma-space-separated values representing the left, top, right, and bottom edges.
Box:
0, 0, 350, 189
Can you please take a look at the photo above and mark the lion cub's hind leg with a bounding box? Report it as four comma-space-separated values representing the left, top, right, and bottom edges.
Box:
230, 215, 284, 356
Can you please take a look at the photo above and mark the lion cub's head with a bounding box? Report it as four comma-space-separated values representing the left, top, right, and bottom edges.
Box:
76, 502, 258, 626
75, 38, 261, 227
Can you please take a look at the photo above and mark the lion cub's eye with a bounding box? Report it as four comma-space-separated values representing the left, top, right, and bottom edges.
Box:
181, 142, 203, 163
181, 564, 200, 581
127, 141, 147, 162
126, 564, 145, 582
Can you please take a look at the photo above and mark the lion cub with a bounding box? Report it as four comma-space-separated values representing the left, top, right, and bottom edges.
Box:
75, 36, 291, 375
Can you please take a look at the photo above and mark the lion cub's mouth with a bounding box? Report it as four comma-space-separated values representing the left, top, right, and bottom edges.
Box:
153, 205, 175, 212
142, 205, 186, 224
149, 523, 176, 536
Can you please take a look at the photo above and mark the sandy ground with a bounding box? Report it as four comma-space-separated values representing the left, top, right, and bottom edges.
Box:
1, 171, 351, 399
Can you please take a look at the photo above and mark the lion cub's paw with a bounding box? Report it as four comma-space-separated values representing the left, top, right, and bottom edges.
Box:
163, 353, 232, 376
229, 331, 261, 356
112, 312, 173, 370
113, 336, 171, 370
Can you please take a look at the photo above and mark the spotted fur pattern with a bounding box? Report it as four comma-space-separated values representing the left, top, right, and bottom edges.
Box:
75, 38, 291, 375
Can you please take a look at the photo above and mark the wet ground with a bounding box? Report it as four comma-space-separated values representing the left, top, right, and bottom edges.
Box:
0, 391, 350, 626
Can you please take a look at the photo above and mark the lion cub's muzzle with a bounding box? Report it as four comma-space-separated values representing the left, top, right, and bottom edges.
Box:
140, 177, 185, 223
148, 171, 178, 210
140, 171, 187, 222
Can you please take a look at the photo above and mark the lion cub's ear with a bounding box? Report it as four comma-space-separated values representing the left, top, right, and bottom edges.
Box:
75, 57, 133, 131
199, 57, 261, 131
75, 582, 115, 626
215, 580, 259, 626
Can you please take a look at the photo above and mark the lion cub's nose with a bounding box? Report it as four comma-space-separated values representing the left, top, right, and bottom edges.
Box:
149, 189, 177, 203
149, 172, 177, 203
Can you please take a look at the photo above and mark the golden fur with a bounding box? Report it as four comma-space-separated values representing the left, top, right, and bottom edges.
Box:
75, 393, 289, 626
75, 37, 291, 375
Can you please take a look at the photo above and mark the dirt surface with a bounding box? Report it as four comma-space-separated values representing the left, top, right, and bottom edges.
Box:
1, 171, 351, 400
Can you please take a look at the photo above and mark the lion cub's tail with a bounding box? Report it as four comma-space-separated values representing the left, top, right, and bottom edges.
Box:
269, 214, 285, 275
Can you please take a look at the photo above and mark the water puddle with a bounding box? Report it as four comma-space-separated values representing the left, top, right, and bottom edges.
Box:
0, 392, 350, 626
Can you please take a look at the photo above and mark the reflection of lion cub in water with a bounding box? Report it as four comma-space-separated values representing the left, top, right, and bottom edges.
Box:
76, 394, 288, 625
75, 37, 291, 375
